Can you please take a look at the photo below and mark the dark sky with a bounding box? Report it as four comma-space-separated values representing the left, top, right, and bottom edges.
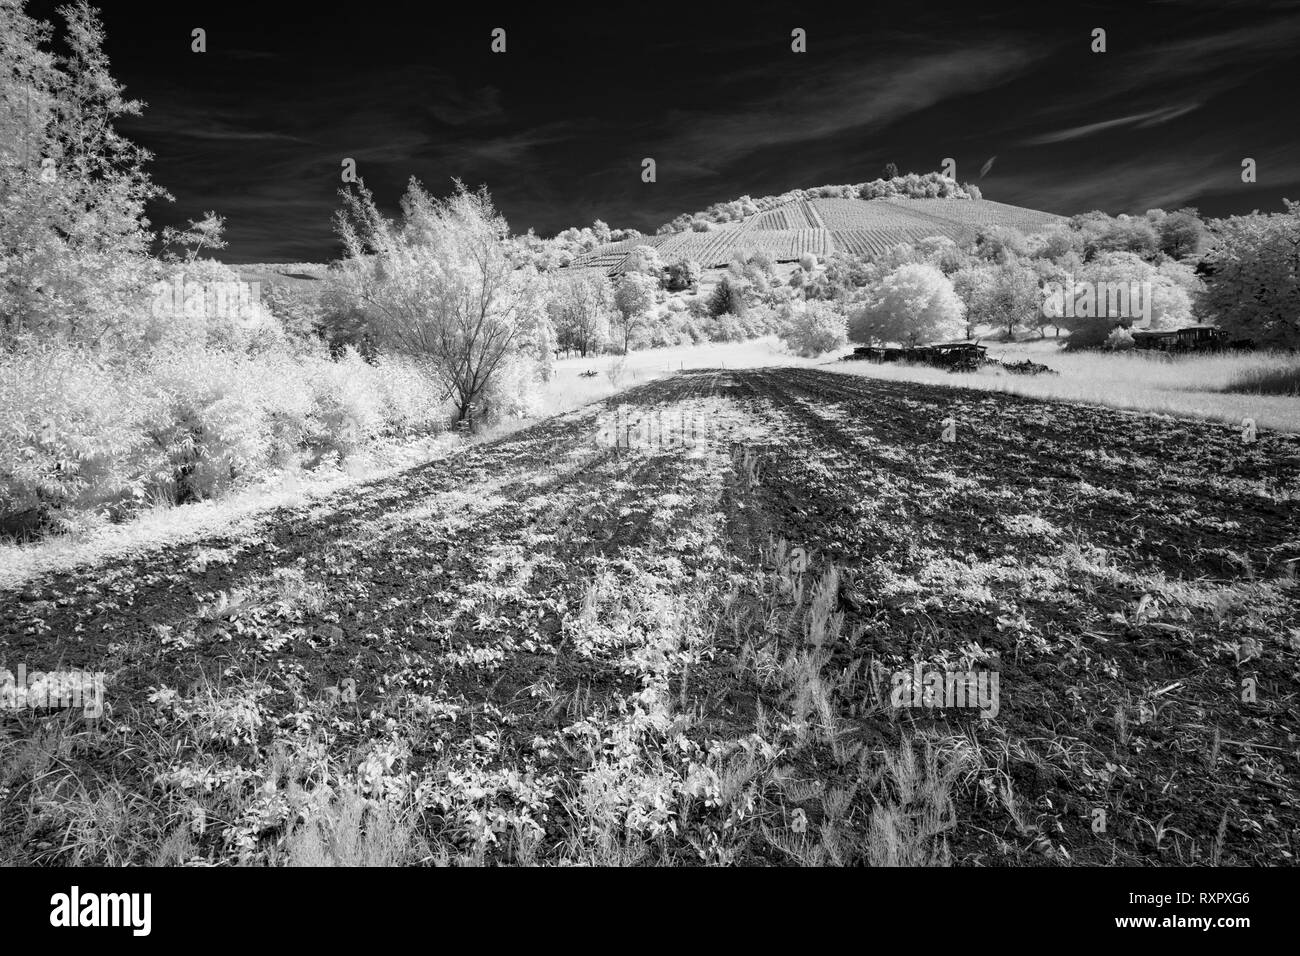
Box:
28, 0, 1300, 262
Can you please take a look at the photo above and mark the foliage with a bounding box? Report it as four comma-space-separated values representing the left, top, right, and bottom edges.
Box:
779, 301, 847, 357
1196, 201, 1300, 348
0, 0, 167, 349
952, 259, 1040, 340
333, 179, 548, 426
611, 272, 658, 354
0, 342, 449, 530
1104, 327, 1135, 350
849, 262, 965, 346
1054, 252, 1196, 348
663, 259, 701, 293
1155, 208, 1206, 260
706, 277, 748, 319
549, 271, 612, 356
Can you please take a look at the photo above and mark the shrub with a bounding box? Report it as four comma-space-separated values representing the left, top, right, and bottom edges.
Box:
709, 313, 748, 343
147, 348, 280, 501
780, 301, 848, 357
0, 341, 453, 535
479, 354, 544, 421
0, 345, 163, 529
1104, 327, 1136, 350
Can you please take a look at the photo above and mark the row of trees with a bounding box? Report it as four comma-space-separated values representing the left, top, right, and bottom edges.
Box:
803, 201, 1300, 351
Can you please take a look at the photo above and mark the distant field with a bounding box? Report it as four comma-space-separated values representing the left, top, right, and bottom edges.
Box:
229, 262, 329, 289
570, 197, 1066, 273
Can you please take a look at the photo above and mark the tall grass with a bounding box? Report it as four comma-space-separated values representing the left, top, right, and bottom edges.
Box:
1224, 361, 1300, 396
829, 345, 1300, 433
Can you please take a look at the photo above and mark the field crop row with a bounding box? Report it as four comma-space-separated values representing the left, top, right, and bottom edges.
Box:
749, 198, 824, 231
882, 197, 1065, 232
571, 197, 1066, 274
829, 225, 960, 257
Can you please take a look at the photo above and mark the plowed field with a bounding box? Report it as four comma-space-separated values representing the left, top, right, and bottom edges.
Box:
3, 369, 1297, 866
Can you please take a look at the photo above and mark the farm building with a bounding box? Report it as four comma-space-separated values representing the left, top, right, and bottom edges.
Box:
1131, 324, 1227, 352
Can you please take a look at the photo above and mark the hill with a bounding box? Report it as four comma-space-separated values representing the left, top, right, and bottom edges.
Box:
226, 262, 330, 290
569, 195, 1065, 275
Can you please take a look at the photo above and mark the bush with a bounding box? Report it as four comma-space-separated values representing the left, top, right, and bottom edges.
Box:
479, 354, 544, 421
1104, 327, 1136, 351
708, 313, 749, 343
779, 301, 848, 357
0, 345, 164, 527
0, 342, 452, 534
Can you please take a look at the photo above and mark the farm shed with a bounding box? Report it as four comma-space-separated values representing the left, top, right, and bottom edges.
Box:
1131, 324, 1226, 352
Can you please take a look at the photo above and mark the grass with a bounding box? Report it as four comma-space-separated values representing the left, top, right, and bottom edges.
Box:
1225, 362, 1300, 396
828, 339, 1300, 433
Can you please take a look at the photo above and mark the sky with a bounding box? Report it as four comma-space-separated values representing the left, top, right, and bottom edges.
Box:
26, 0, 1300, 262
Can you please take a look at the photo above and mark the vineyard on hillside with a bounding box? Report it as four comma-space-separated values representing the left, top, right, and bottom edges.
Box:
569, 197, 1065, 273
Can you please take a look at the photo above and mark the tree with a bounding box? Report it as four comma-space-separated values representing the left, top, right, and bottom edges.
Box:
1196, 202, 1300, 348
664, 259, 701, 293
706, 276, 747, 318
973, 226, 1029, 265
1096, 216, 1160, 260
883, 162, 900, 180
849, 262, 965, 345
780, 300, 847, 356
333, 178, 546, 427
953, 260, 1040, 340
612, 272, 657, 354
1156, 208, 1206, 260
813, 252, 873, 302
549, 270, 612, 356
625, 244, 664, 280
1051, 252, 1196, 348
1, 0, 167, 348
1026, 224, 1084, 264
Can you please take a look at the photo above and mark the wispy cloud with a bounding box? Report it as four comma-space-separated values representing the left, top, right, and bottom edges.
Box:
1022, 104, 1200, 145
655, 42, 1046, 177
